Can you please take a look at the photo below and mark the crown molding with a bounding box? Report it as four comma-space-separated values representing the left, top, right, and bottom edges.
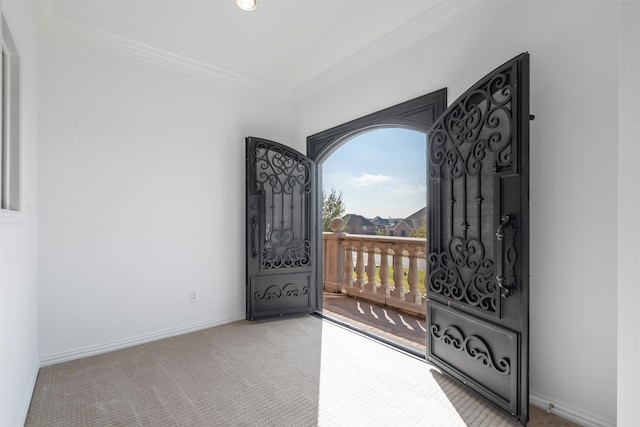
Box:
34, 0, 478, 103
294, 0, 481, 100
34, 1, 293, 101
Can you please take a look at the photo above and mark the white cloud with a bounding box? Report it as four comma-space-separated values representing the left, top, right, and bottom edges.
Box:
352, 173, 394, 187
386, 184, 427, 195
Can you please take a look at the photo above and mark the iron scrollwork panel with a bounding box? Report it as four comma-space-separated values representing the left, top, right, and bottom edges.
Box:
428, 61, 519, 317
250, 274, 312, 319
430, 323, 511, 376
254, 283, 310, 301
428, 236, 498, 312
427, 300, 518, 414
251, 141, 313, 270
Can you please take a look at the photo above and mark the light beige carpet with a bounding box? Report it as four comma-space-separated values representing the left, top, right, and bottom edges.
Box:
26, 316, 575, 426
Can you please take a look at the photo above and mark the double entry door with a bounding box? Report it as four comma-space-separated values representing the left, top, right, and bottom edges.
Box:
245, 53, 530, 425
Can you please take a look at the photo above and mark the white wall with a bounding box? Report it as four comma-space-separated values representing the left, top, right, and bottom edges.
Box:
31, 2, 637, 426
0, 1, 40, 426
38, 33, 295, 362
295, 2, 619, 426
617, 2, 640, 425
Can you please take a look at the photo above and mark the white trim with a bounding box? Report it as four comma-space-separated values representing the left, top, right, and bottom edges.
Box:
618, 2, 640, 426
34, 1, 291, 101
0, 9, 22, 222
34, 0, 477, 99
295, 0, 480, 100
0, 209, 21, 226
39, 313, 245, 367
16, 364, 39, 427
530, 392, 615, 427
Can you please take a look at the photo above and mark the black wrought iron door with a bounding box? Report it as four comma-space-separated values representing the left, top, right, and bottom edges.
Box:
426, 53, 530, 424
246, 137, 316, 320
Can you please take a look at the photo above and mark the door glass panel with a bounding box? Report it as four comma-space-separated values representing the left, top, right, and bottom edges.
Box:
253, 141, 312, 269
427, 67, 519, 317
246, 137, 316, 320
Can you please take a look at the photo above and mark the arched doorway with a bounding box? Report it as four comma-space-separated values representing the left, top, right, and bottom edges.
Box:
307, 90, 446, 354
320, 127, 428, 352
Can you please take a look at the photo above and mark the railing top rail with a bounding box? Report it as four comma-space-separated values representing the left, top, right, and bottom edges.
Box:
322, 232, 426, 246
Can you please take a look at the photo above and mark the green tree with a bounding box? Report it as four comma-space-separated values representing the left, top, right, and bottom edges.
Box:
410, 216, 427, 238
322, 188, 346, 232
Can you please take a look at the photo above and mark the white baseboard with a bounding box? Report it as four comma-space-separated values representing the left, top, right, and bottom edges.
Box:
39, 313, 245, 367
530, 392, 615, 427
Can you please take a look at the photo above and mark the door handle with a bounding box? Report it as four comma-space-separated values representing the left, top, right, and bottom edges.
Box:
251, 215, 258, 258
496, 215, 516, 297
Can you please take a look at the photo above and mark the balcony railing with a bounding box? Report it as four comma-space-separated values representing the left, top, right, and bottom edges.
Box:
323, 229, 427, 317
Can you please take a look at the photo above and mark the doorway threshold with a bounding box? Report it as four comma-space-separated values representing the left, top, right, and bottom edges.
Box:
320, 292, 426, 357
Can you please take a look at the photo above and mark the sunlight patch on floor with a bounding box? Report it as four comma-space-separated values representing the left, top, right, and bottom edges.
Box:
315, 319, 513, 426
399, 314, 414, 331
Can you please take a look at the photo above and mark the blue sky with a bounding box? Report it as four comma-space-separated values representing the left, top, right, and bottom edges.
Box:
322, 128, 426, 219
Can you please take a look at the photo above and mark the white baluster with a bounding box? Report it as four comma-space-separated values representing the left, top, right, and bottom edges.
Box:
344, 241, 354, 289
378, 243, 391, 297
355, 241, 365, 290
391, 244, 405, 301
406, 245, 422, 304
366, 242, 378, 293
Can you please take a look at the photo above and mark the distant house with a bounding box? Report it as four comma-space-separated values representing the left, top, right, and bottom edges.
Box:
342, 214, 377, 235
388, 219, 413, 237
342, 209, 426, 236
370, 216, 391, 227
404, 207, 427, 229
370, 216, 391, 235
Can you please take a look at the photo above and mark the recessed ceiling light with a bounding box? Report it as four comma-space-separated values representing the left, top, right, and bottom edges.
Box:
236, 0, 257, 12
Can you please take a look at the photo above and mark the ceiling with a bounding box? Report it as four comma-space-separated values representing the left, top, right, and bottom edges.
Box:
39, 1, 467, 93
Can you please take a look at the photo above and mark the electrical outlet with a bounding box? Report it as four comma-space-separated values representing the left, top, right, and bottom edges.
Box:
189, 290, 199, 303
